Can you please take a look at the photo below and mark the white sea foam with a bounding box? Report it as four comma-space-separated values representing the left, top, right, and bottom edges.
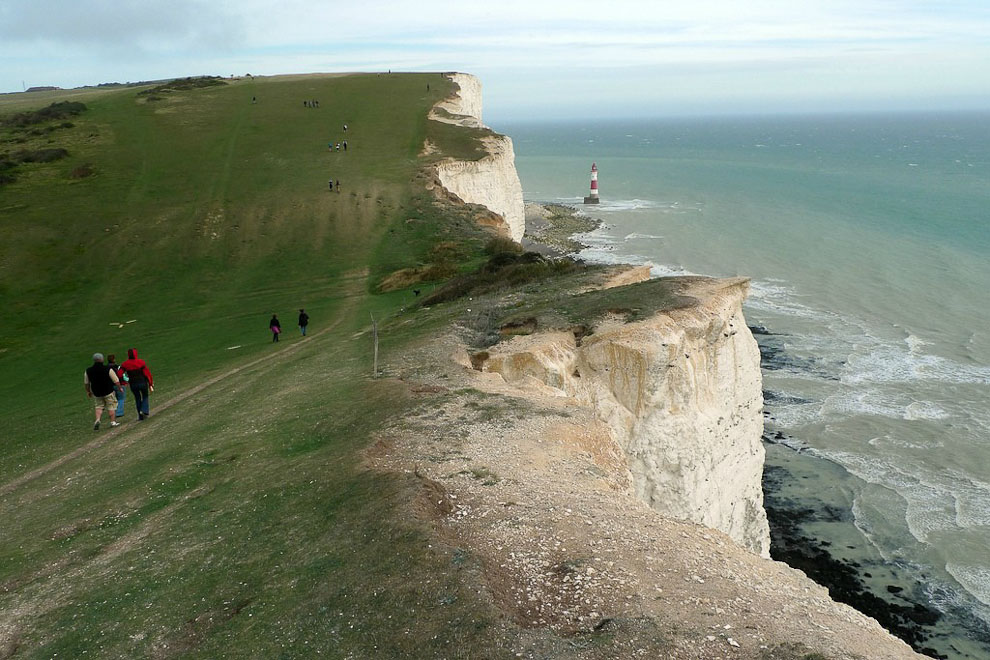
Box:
903, 400, 950, 421
821, 449, 990, 552
746, 280, 837, 324
842, 344, 990, 386
947, 473, 990, 528
905, 333, 930, 353
556, 196, 695, 213
822, 390, 909, 420
946, 564, 990, 607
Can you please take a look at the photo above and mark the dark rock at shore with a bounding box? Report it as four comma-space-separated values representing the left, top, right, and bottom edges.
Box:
763, 464, 945, 656
750, 326, 842, 380
763, 390, 813, 406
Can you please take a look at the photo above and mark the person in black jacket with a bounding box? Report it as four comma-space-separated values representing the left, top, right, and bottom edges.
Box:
84, 352, 120, 430
298, 309, 309, 336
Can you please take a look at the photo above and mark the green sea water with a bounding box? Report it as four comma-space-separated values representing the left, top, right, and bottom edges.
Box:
500, 112, 990, 658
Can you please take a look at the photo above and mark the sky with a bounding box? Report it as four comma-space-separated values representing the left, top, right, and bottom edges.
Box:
2, 0, 989, 122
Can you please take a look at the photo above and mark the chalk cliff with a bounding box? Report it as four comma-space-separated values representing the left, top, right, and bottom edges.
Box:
481, 277, 771, 557
432, 74, 526, 242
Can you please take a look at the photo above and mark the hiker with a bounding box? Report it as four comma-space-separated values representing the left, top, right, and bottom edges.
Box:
270, 314, 282, 342
252, 96, 256, 104
298, 309, 309, 336
343, 123, 347, 132
107, 353, 128, 418
121, 348, 154, 420
328, 178, 333, 191
336, 179, 341, 193
84, 352, 120, 430
342, 140, 347, 151
335, 143, 340, 151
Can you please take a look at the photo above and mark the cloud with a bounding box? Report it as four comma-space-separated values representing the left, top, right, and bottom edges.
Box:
0, 0, 247, 54
1, 0, 987, 113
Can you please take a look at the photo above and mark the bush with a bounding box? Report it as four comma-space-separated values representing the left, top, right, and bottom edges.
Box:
2, 101, 86, 128
17, 148, 68, 163
137, 76, 227, 97
421, 252, 580, 306
483, 236, 523, 256
69, 163, 94, 179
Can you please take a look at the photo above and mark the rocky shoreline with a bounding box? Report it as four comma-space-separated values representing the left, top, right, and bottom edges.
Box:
522, 202, 600, 256
754, 324, 990, 660
518, 206, 944, 656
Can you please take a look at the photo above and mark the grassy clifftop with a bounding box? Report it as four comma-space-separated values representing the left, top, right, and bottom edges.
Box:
0, 73, 528, 658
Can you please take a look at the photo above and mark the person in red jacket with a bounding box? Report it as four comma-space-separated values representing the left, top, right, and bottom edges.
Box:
120, 347, 154, 420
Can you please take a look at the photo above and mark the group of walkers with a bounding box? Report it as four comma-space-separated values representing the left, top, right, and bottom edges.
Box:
85, 309, 310, 429
328, 124, 350, 192
269, 309, 309, 342
84, 348, 154, 430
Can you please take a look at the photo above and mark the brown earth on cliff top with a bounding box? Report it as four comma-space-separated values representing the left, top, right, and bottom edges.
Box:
365, 271, 921, 660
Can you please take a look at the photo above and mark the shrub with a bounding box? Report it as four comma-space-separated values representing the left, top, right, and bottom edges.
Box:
421, 252, 581, 306
69, 163, 94, 179
1, 101, 86, 128
17, 148, 68, 163
137, 76, 227, 97
483, 236, 523, 256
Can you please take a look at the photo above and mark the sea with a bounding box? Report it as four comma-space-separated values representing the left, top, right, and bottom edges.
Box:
499, 112, 990, 659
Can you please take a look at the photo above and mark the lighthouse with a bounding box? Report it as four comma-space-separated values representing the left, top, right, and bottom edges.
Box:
583, 162, 600, 204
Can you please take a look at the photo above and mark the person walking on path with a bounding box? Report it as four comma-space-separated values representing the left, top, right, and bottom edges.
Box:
270, 314, 282, 342
121, 348, 154, 421
84, 353, 120, 430
107, 353, 128, 418
298, 309, 309, 336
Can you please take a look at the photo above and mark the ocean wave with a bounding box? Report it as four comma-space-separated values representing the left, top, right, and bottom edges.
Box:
830, 451, 955, 544
821, 390, 950, 422
841, 345, 990, 386
555, 196, 697, 213
946, 564, 990, 607
576, 221, 990, 395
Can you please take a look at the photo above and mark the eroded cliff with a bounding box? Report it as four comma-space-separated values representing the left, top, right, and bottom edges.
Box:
480, 277, 771, 557
432, 74, 526, 242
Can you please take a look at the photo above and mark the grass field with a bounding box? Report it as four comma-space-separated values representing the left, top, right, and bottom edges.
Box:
0, 73, 531, 657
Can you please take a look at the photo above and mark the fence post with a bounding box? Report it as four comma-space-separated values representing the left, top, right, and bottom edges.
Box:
371, 312, 379, 378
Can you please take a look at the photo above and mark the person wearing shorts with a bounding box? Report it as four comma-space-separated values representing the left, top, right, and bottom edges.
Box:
84, 352, 120, 430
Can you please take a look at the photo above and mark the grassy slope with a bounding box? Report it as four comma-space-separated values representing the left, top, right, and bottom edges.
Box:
0, 74, 517, 657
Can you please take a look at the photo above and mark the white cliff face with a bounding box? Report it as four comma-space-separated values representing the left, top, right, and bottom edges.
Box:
431, 73, 484, 127
432, 74, 525, 242
481, 278, 771, 557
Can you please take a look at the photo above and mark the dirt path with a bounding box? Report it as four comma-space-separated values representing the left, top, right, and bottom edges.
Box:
0, 269, 368, 499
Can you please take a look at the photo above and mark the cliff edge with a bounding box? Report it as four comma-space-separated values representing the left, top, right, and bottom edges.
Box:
481, 277, 771, 557
372, 273, 919, 658
432, 73, 526, 242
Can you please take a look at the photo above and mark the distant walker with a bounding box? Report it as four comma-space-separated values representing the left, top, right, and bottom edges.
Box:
583, 162, 600, 204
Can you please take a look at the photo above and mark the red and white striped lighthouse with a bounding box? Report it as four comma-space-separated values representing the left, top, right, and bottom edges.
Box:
583, 162, 600, 204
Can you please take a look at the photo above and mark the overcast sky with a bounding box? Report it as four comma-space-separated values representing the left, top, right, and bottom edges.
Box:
2, 0, 989, 121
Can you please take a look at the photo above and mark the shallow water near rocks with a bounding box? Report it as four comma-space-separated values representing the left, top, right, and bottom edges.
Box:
502, 112, 990, 659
